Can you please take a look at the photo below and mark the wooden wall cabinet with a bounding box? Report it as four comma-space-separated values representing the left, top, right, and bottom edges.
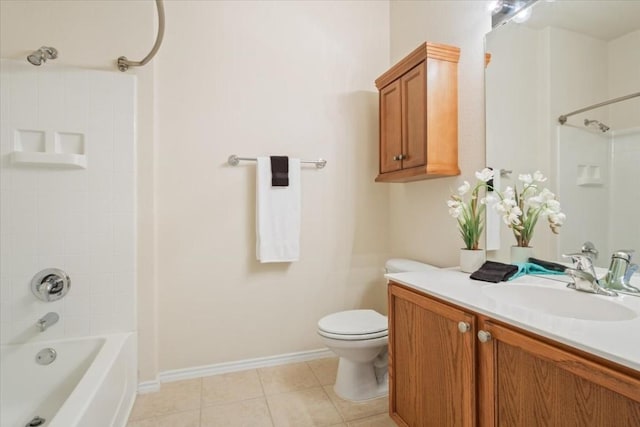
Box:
375, 43, 460, 183
388, 282, 640, 427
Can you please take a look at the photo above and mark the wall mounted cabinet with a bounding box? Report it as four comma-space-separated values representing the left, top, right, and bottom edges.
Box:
375, 43, 460, 183
388, 282, 640, 426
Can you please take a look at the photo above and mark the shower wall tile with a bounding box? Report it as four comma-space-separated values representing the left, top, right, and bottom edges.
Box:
0, 59, 136, 344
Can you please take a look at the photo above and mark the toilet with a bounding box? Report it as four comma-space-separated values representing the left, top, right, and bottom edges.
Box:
317, 258, 437, 401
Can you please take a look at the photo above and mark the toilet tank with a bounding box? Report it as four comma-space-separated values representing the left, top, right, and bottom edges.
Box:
385, 258, 438, 274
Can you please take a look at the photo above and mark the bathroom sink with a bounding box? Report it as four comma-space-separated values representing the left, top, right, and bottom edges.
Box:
482, 284, 638, 322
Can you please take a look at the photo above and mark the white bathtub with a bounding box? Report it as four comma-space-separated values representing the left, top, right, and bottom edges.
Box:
0, 333, 136, 427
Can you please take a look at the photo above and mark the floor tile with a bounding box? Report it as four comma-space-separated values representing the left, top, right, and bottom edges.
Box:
267, 386, 344, 427
202, 369, 263, 406
127, 409, 200, 427
323, 385, 388, 422
129, 378, 202, 419
127, 418, 156, 427
258, 362, 320, 395
347, 413, 396, 427
307, 357, 339, 385
128, 392, 156, 421
201, 397, 273, 427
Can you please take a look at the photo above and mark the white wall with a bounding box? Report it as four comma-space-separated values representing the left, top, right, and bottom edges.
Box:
156, 0, 390, 371
608, 29, 640, 257
608, 30, 640, 130
388, 1, 491, 267
0, 60, 136, 343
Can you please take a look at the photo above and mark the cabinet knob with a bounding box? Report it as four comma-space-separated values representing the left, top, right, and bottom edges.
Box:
458, 321, 471, 333
393, 154, 405, 161
477, 330, 492, 343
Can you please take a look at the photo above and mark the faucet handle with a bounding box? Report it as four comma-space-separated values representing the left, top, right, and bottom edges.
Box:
562, 253, 594, 269
581, 241, 599, 260
623, 264, 638, 286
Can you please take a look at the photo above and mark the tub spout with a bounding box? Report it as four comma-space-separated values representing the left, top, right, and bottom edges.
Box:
37, 312, 59, 332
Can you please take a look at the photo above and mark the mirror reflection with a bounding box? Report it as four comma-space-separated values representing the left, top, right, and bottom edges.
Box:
485, 0, 640, 267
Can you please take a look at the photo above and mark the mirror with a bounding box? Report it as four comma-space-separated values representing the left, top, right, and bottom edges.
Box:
485, 0, 640, 267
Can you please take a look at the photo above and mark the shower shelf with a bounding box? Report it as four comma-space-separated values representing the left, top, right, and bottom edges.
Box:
10, 151, 87, 169
10, 129, 87, 169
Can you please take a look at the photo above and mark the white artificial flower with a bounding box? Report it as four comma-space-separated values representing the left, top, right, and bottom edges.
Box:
483, 193, 498, 205
518, 173, 533, 184
505, 206, 523, 226
447, 199, 463, 218
549, 212, 566, 225
458, 180, 471, 196
527, 194, 543, 209
533, 171, 547, 182
502, 186, 515, 200
449, 206, 463, 218
475, 168, 494, 182
543, 199, 561, 214
538, 188, 555, 201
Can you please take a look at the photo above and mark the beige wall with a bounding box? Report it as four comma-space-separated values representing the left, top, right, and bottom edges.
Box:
155, 0, 390, 371
389, 1, 492, 267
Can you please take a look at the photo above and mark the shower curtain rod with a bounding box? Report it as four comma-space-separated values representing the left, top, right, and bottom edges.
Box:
558, 92, 640, 124
117, 0, 165, 72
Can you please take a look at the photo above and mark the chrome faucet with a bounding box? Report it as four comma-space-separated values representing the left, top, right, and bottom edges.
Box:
602, 251, 639, 293
562, 253, 618, 296
37, 312, 59, 332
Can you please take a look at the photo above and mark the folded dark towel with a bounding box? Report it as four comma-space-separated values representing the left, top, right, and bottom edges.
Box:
470, 261, 519, 283
270, 156, 289, 187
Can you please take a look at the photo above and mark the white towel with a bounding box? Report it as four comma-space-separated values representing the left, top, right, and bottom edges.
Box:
256, 157, 301, 263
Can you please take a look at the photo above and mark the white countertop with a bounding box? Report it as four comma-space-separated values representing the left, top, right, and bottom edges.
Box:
386, 269, 640, 372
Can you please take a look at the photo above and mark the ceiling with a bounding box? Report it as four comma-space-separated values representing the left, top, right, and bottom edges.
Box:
524, 0, 640, 41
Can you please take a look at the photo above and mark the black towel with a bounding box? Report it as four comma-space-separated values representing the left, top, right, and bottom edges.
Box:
270, 156, 289, 187
470, 261, 519, 283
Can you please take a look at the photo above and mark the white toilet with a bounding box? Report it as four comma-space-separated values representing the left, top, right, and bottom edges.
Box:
317, 258, 437, 401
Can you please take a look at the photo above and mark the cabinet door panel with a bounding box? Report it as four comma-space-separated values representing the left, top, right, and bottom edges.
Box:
425, 57, 458, 175
380, 80, 402, 173
389, 284, 475, 427
401, 62, 427, 170
484, 321, 640, 427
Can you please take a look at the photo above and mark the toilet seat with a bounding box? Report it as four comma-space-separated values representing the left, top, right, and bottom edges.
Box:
318, 310, 388, 341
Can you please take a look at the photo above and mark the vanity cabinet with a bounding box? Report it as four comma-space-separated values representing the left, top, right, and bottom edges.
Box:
388, 281, 640, 427
375, 43, 460, 183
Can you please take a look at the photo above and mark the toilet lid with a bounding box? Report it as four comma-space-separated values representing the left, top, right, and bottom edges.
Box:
318, 310, 388, 336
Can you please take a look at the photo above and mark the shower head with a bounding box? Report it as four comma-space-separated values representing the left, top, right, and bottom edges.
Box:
584, 119, 610, 133
27, 46, 58, 66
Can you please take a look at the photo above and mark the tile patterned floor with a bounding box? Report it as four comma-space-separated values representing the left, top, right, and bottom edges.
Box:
127, 357, 396, 427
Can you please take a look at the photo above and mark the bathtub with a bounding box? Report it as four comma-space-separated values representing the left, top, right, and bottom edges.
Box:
0, 332, 136, 427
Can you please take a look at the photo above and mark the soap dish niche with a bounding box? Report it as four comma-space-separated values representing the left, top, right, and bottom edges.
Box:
576, 164, 603, 187
11, 129, 87, 169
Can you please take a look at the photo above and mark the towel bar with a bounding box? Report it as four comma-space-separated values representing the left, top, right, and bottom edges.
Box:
228, 155, 327, 169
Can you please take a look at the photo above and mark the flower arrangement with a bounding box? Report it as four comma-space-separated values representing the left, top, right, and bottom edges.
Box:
493, 171, 565, 248
447, 168, 495, 250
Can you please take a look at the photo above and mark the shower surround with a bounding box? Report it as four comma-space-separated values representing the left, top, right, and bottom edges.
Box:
0, 59, 137, 345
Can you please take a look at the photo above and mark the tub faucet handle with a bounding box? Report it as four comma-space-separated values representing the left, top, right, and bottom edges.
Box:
31, 268, 71, 302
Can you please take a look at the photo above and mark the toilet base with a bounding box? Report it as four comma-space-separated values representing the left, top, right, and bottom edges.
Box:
333, 357, 388, 402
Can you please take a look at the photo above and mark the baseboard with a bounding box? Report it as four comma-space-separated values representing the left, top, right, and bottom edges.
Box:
144, 348, 333, 386
137, 378, 161, 394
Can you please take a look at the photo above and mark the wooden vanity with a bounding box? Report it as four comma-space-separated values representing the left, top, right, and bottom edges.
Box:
387, 273, 640, 426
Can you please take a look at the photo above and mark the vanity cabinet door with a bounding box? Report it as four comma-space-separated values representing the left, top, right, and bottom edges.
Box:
388, 282, 476, 427
478, 320, 640, 427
